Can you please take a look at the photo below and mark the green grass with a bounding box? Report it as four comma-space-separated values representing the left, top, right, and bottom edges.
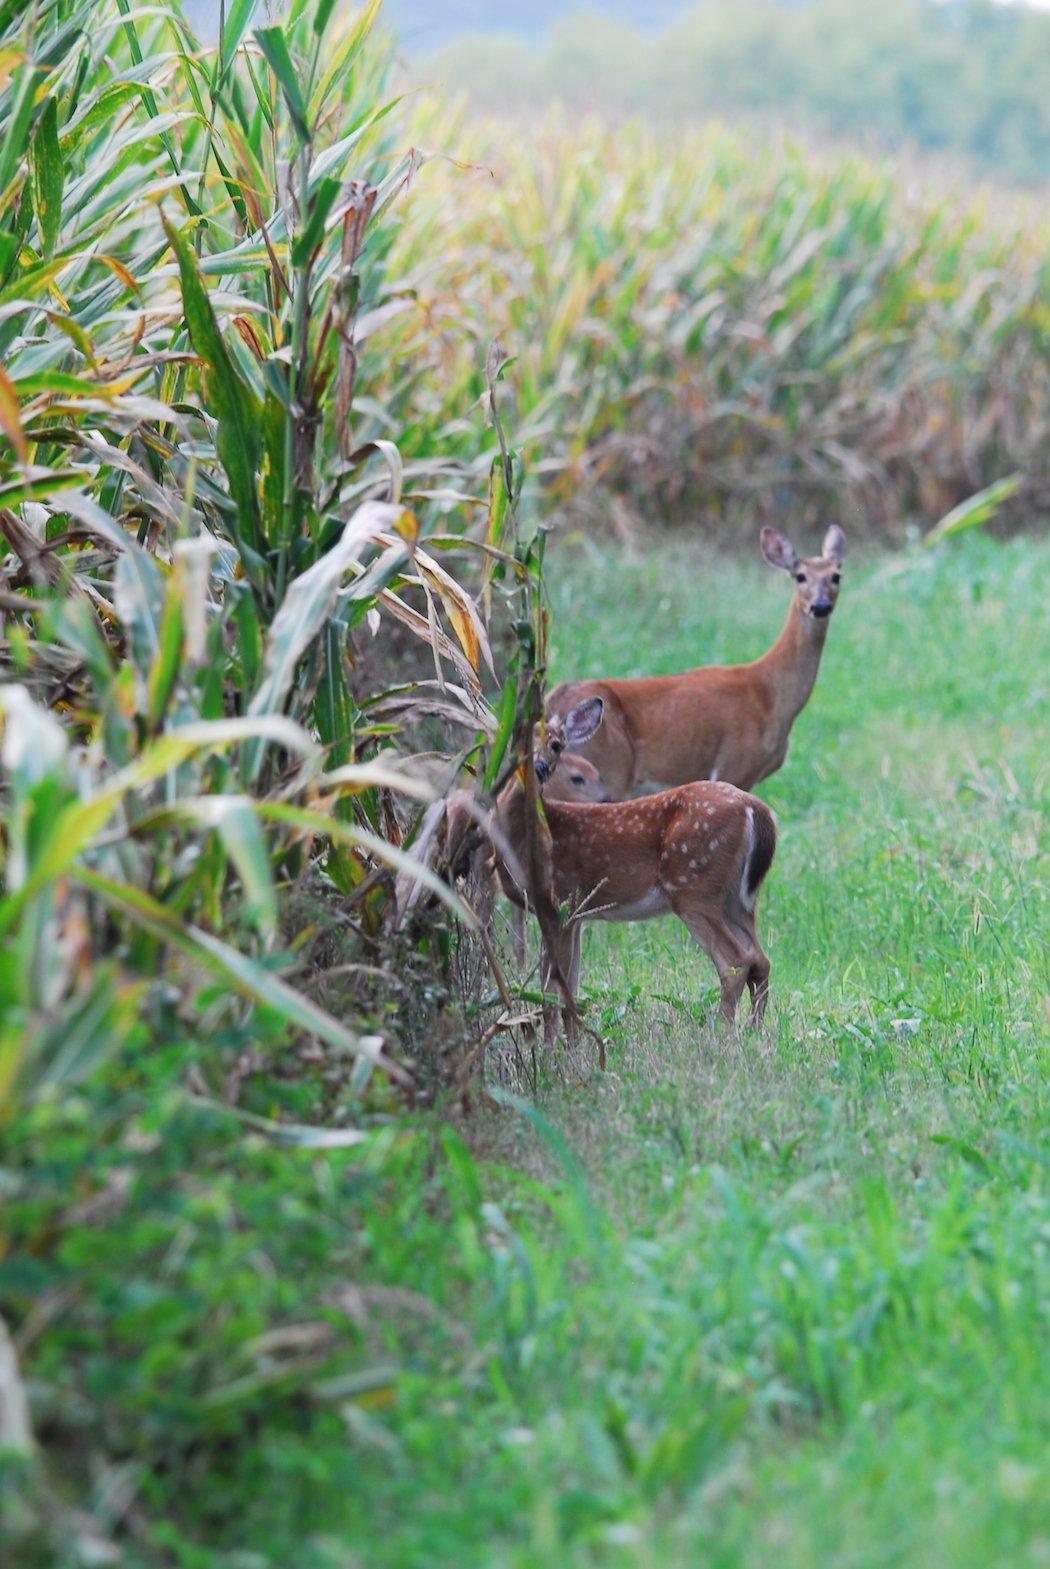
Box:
3, 533, 1047, 1567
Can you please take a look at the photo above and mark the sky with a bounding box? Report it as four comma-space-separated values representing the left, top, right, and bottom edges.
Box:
182, 0, 1050, 48
379, 0, 1050, 35
382, 2, 690, 49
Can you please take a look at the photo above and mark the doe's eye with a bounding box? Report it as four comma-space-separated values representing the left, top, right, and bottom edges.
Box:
831, 573, 841, 585
794, 573, 806, 584
550, 739, 562, 754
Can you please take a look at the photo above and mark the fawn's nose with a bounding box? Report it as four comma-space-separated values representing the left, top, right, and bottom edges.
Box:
811, 601, 832, 618
600, 790, 613, 803
535, 757, 551, 783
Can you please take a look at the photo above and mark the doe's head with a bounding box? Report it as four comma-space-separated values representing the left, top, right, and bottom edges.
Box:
533, 696, 604, 786
761, 524, 846, 621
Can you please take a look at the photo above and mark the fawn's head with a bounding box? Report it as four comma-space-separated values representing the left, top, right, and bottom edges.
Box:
543, 751, 612, 804
533, 697, 604, 786
761, 524, 846, 621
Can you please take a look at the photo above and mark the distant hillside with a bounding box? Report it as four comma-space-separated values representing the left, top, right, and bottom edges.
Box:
426, 0, 1050, 186
176, 1, 1050, 185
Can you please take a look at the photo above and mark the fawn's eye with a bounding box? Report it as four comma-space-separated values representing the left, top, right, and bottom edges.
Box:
794, 573, 806, 584
550, 739, 562, 754
831, 572, 841, 585
570, 773, 584, 785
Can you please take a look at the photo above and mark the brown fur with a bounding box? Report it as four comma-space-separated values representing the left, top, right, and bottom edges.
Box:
504, 751, 610, 964
542, 752, 612, 804
547, 526, 845, 797
494, 703, 776, 1033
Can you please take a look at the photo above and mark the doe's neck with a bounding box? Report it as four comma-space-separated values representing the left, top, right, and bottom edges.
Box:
757, 598, 830, 721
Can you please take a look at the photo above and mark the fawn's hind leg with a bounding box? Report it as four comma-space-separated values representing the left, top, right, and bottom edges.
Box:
746, 947, 771, 1027
723, 906, 770, 1030
676, 906, 752, 1026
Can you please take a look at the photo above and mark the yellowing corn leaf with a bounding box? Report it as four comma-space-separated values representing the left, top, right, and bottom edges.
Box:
0, 366, 27, 462
378, 587, 486, 705
374, 533, 494, 679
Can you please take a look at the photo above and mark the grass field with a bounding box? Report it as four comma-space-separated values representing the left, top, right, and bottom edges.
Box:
4, 530, 1047, 1566
462, 526, 1048, 1567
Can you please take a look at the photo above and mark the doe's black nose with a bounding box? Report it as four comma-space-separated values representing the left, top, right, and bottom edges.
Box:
812, 601, 832, 618
535, 758, 551, 783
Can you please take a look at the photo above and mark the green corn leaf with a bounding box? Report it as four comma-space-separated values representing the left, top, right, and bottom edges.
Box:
291, 175, 340, 267
28, 96, 62, 259
73, 868, 401, 1076
147, 795, 278, 936
309, 0, 382, 118
485, 451, 512, 553
231, 582, 263, 693
11, 965, 145, 1109
484, 675, 518, 791
163, 216, 263, 560
0, 53, 39, 200
246, 501, 403, 766
113, 0, 199, 217
254, 25, 311, 143
183, 1096, 371, 1148
146, 577, 186, 734
313, 0, 342, 37
257, 802, 469, 924
0, 708, 318, 939
220, 0, 261, 73
114, 549, 165, 705
923, 476, 1022, 547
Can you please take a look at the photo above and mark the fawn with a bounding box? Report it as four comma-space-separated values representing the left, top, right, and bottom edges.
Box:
493, 698, 776, 1034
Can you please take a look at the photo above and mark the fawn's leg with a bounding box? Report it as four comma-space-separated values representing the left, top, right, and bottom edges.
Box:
541, 926, 579, 1047
676, 904, 752, 1026
723, 906, 771, 1030
746, 946, 771, 1027
508, 904, 526, 968
558, 924, 584, 1047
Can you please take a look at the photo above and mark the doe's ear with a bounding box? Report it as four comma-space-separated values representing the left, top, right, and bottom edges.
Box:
564, 696, 604, 747
822, 523, 846, 563
760, 527, 798, 572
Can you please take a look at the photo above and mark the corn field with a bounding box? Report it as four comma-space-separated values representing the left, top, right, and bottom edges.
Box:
1, 0, 1048, 1117
0, 0, 552, 1117
382, 111, 1050, 538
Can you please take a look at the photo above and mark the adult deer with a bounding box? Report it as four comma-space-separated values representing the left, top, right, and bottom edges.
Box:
493, 698, 776, 1033
547, 525, 845, 797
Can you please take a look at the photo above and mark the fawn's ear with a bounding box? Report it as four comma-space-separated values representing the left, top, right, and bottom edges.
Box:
760, 528, 798, 572
822, 524, 846, 564
563, 696, 604, 746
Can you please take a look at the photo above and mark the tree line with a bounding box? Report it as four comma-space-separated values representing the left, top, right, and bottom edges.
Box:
428, 0, 1050, 186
